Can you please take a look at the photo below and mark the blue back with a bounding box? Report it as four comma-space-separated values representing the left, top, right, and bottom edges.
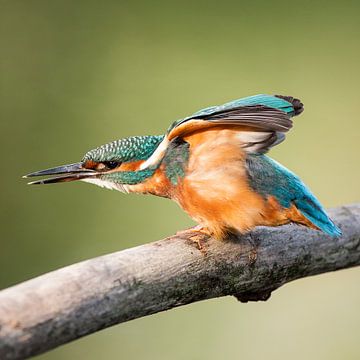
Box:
246, 154, 341, 236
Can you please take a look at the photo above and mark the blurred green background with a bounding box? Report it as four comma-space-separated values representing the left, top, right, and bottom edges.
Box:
1, 0, 360, 359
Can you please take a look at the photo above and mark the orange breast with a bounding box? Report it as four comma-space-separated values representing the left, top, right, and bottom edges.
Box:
119, 160, 145, 171
172, 129, 315, 239
125, 164, 175, 198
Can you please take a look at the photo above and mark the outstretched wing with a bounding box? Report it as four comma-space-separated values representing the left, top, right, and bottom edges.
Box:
168, 94, 303, 152
169, 94, 301, 131
140, 94, 303, 170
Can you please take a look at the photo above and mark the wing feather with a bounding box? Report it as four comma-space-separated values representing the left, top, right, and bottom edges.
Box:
167, 95, 302, 154
201, 105, 292, 131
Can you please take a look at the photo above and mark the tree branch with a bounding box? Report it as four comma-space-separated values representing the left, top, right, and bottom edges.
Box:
1, 204, 360, 360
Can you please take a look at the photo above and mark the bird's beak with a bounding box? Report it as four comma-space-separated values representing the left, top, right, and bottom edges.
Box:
23, 162, 97, 185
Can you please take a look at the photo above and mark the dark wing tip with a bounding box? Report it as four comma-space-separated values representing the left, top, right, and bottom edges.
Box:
205, 106, 293, 132
274, 95, 304, 116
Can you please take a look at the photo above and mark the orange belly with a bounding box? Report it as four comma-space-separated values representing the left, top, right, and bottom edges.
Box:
172, 129, 316, 239
175, 185, 316, 239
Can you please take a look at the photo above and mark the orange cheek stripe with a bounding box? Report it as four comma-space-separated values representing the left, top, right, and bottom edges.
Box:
83, 160, 146, 173
119, 160, 145, 171
83, 160, 98, 169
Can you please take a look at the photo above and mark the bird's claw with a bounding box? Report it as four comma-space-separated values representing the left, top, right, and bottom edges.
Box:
248, 248, 258, 265
189, 234, 206, 252
188, 226, 211, 253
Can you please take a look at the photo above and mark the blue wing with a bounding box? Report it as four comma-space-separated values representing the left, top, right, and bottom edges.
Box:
246, 154, 341, 237
188, 94, 301, 119
167, 94, 303, 154
169, 94, 303, 132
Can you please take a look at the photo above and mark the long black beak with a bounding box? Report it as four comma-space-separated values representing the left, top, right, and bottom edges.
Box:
23, 162, 96, 185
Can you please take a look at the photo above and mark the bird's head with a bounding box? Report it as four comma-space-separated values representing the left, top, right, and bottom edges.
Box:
25, 135, 164, 192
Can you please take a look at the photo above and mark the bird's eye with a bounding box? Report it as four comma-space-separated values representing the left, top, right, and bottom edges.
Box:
103, 161, 120, 170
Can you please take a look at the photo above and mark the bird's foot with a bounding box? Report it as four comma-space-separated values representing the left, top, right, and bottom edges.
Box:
247, 233, 258, 265
188, 226, 211, 253
189, 234, 206, 252
248, 248, 258, 265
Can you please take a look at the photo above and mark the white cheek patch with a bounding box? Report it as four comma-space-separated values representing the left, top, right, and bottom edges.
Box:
139, 137, 169, 170
81, 178, 130, 193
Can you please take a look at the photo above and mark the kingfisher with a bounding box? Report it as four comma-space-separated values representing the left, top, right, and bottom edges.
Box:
25, 94, 341, 240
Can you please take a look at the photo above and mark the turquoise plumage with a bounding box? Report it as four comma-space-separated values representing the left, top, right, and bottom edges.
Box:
246, 154, 341, 236
188, 94, 297, 118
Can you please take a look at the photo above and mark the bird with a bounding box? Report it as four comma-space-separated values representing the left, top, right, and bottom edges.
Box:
24, 94, 341, 240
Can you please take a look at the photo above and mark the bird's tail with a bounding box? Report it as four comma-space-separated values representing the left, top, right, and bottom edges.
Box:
246, 154, 341, 237
293, 194, 341, 237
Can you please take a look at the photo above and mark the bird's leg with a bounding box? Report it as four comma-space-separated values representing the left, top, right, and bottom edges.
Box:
190, 224, 212, 236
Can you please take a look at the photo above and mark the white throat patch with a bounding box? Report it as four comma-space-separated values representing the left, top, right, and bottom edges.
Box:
81, 178, 130, 193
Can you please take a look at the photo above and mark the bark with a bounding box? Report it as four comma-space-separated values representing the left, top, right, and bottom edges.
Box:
0, 204, 359, 360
